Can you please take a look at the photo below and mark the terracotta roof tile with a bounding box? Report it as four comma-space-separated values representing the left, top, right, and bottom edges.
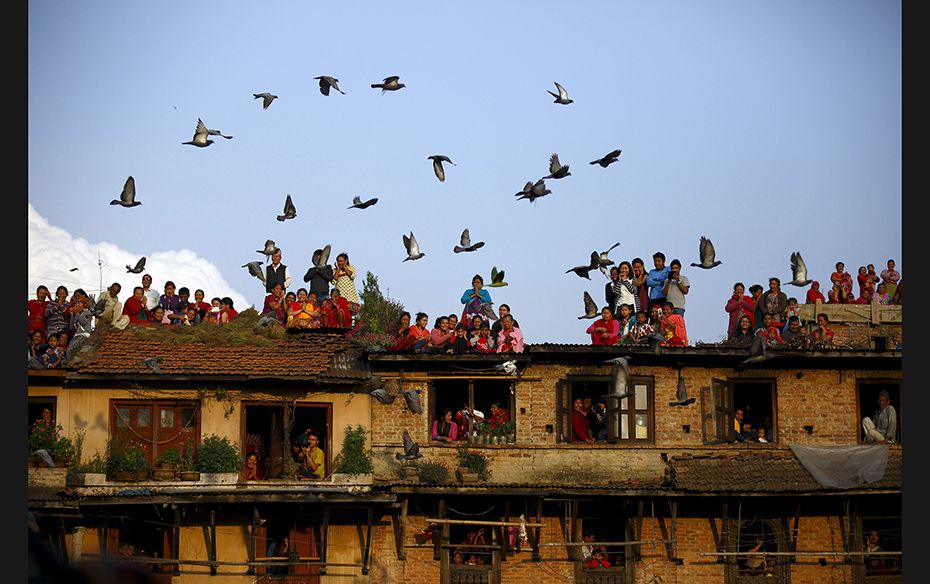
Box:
76, 328, 367, 381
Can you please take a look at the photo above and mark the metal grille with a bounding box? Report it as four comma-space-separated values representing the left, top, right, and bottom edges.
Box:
450, 565, 491, 584
581, 567, 626, 584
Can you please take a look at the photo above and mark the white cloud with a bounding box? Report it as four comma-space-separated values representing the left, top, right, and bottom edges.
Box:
27, 204, 251, 311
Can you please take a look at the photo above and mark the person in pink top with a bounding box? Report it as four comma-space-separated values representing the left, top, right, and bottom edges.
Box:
431, 409, 459, 443
496, 314, 524, 353
725, 282, 755, 338
880, 259, 900, 298
586, 307, 620, 345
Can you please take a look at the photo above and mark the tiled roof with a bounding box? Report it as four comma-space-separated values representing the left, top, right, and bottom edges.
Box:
75, 328, 368, 381
666, 448, 902, 493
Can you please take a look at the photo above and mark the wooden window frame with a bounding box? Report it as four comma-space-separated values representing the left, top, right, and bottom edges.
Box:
108, 399, 201, 466
429, 378, 516, 440
855, 379, 902, 445
701, 379, 777, 445
240, 400, 333, 480
557, 376, 655, 445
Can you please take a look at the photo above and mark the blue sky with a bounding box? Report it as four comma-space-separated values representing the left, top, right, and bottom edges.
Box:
28, 1, 901, 344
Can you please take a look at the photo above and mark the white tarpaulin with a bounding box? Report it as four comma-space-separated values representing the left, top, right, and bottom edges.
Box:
789, 444, 889, 489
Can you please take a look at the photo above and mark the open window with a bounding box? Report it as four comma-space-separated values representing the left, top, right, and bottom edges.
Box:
256, 515, 322, 581
855, 515, 902, 582
28, 396, 57, 434
577, 510, 630, 584
702, 379, 776, 444
556, 376, 654, 444
109, 400, 200, 466
431, 379, 514, 443
857, 380, 902, 445
727, 518, 787, 583
241, 401, 332, 479
104, 513, 173, 583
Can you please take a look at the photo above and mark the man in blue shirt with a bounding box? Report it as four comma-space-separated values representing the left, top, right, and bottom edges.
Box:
646, 252, 670, 312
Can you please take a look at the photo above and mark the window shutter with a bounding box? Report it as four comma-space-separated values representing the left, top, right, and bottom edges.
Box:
556, 380, 569, 443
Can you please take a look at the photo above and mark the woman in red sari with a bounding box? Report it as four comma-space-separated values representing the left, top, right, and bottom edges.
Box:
28, 285, 50, 334
330, 288, 352, 328
830, 262, 854, 304
121, 286, 152, 324
806, 281, 826, 304
386, 311, 414, 351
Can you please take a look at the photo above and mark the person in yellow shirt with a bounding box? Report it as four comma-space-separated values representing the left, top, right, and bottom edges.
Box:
297, 432, 325, 480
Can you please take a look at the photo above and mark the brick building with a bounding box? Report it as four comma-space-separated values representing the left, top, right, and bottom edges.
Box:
27, 308, 902, 584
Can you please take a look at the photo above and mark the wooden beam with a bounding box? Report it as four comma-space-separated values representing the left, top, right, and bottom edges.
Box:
209, 510, 217, 576
570, 500, 580, 561
434, 500, 445, 561
501, 499, 511, 560
320, 507, 329, 576
392, 498, 408, 560
173, 507, 182, 576
669, 500, 678, 561
531, 496, 542, 561
426, 518, 545, 528
362, 507, 373, 575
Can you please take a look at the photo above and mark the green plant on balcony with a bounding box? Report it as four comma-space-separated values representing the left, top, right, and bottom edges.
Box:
178, 438, 195, 472
156, 448, 182, 469
195, 434, 242, 473
416, 460, 450, 485
106, 438, 151, 478
72, 453, 106, 474
456, 446, 490, 480
28, 419, 60, 453
333, 425, 374, 475
50, 434, 76, 464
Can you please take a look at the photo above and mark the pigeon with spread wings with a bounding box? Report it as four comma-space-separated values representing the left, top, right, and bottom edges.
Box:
453, 228, 484, 253
515, 178, 551, 203
428, 155, 455, 182
110, 176, 141, 207
182, 118, 214, 147
348, 195, 379, 209
597, 242, 621, 277
314, 75, 345, 96
257, 240, 277, 263
566, 252, 601, 280
690, 236, 722, 269
395, 430, 423, 461
489, 266, 508, 287
371, 75, 405, 93
590, 149, 622, 168
789, 251, 813, 286
126, 257, 146, 274
547, 81, 574, 105
276, 194, 297, 222
253, 92, 278, 109
578, 291, 599, 319
403, 232, 425, 262
242, 261, 267, 286
544, 153, 571, 179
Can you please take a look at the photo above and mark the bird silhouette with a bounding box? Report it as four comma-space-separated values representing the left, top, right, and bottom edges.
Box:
314, 75, 345, 96
69, 267, 79, 272
602, 356, 634, 401
544, 153, 571, 179
453, 228, 485, 253
590, 149, 622, 168
242, 261, 267, 285
738, 334, 775, 369
126, 257, 146, 274
395, 430, 423, 461
789, 251, 813, 287
479, 302, 498, 321
668, 371, 697, 406
515, 178, 551, 203
110, 176, 141, 207
597, 242, 621, 277
428, 155, 455, 182
578, 291, 599, 319
489, 266, 508, 287
205, 124, 233, 140
253, 92, 278, 109
402, 232, 425, 262
142, 357, 164, 375
257, 240, 277, 262
370, 388, 397, 405
314, 244, 332, 268
276, 194, 297, 222
403, 389, 422, 414
690, 236, 722, 269
494, 360, 518, 375
182, 118, 214, 147
371, 75, 405, 93
566, 251, 601, 279
547, 82, 574, 105
348, 195, 379, 209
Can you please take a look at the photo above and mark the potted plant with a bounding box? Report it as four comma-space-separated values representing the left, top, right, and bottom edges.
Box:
50, 433, 76, 467
29, 419, 61, 466
195, 434, 242, 483
68, 453, 107, 486
178, 439, 199, 481
456, 446, 490, 483
332, 425, 374, 484
502, 421, 516, 444
490, 426, 505, 445
398, 459, 420, 480
153, 448, 181, 481
416, 460, 450, 485
106, 438, 150, 482
476, 421, 490, 445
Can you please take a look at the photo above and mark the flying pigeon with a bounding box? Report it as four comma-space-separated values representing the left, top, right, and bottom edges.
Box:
566, 251, 601, 279
371, 75, 405, 93
205, 124, 233, 140
515, 178, 551, 203
395, 430, 423, 461
428, 155, 455, 182
602, 356, 634, 401
789, 251, 813, 287
257, 240, 277, 262
690, 236, 722, 269
668, 371, 697, 406
314, 245, 332, 268
453, 228, 485, 253
544, 153, 571, 179
242, 261, 267, 285
348, 195, 379, 209
182, 118, 215, 147
479, 302, 498, 321
489, 266, 508, 287
126, 257, 146, 274
647, 332, 665, 354
597, 242, 621, 277
314, 75, 345, 96
142, 357, 164, 375
69, 267, 79, 272
33, 449, 55, 468
370, 388, 397, 405
590, 149, 622, 168
276, 194, 297, 222
402, 389, 422, 414
402, 232, 425, 262
578, 291, 599, 319
253, 92, 278, 109
738, 334, 775, 369
547, 81, 574, 105
110, 176, 141, 207
494, 360, 517, 375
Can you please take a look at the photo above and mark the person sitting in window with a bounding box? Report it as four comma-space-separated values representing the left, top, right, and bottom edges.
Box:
432, 409, 459, 443
296, 432, 325, 480
756, 427, 769, 443
495, 314, 525, 354
864, 530, 884, 573
744, 536, 766, 575
733, 408, 748, 443
587, 399, 608, 442
587, 307, 620, 345
587, 550, 612, 569
572, 399, 595, 444
862, 390, 897, 444
487, 401, 510, 432
242, 451, 265, 480
451, 551, 465, 566
456, 404, 484, 440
